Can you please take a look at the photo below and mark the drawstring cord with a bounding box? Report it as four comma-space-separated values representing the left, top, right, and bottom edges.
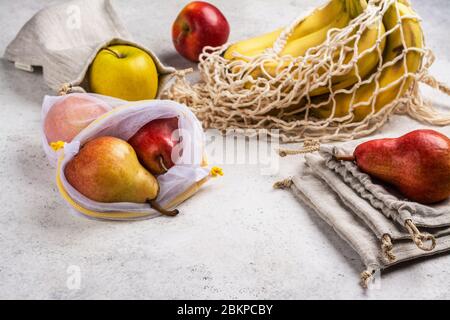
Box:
405, 219, 437, 252
58, 83, 87, 95
381, 234, 396, 263
273, 177, 293, 190
278, 140, 321, 157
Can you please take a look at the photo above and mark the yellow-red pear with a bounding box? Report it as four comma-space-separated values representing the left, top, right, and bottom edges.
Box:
65, 136, 178, 216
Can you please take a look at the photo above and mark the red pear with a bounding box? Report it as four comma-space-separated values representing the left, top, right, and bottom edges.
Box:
336, 130, 450, 204
65, 136, 178, 216
128, 117, 181, 175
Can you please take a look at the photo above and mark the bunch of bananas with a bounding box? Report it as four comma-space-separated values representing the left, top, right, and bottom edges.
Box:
224, 0, 362, 61
223, 0, 424, 122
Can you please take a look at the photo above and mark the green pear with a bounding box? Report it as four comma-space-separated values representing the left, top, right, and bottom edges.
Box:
64, 136, 178, 216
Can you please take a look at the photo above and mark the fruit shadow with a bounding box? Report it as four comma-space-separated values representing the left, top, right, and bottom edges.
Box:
0, 58, 52, 105
158, 51, 198, 72
11, 138, 169, 233
379, 249, 450, 279
11, 137, 74, 227
294, 184, 450, 291
429, 100, 450, 112
291, 192, 365, 277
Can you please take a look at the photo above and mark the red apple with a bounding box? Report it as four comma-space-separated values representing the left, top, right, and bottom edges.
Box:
172, 1, 230, 62
128, 117, 181, 175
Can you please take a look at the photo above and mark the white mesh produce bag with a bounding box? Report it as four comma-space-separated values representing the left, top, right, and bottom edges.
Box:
4, 0, 176, 96
51, 99, 216, 221
41, 93, 126, 166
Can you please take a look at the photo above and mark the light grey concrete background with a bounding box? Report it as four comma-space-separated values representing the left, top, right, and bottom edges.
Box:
0, 0, 449, 299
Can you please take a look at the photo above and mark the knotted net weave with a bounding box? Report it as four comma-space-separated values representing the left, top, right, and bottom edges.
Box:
164, 0, 450, 143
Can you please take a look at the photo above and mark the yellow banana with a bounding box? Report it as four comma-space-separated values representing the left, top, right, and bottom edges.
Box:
280, 0, 366, 59
254, 10, 352, 78
282, 11, 351, 57
345, 0, 368, 18
309, 19, 386, 96
288, 0, 347, 40
248, 0, 367, 80
224, 0, 348, 61
311, 2, 424, 121
223, 28, 283, 61
398, 0, 411, 6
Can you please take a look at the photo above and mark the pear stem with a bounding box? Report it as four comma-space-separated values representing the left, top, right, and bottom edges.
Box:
159, 156, 169, 173
147, 199, 179, 217
334, 155, 356, 162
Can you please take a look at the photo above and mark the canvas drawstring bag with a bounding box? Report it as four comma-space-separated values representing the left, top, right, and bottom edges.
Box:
3, 0, 176, 96
320, 145, 450, 248
46, 97, 221, 221
308, 150, 450, 254
277, 135, 450, 248
275, 156, 450, 288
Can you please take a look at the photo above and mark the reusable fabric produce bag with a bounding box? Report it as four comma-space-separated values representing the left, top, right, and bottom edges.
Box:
321, 145, 450, 247
275, 141, 450, 287
41, 93, 125, 166
44, 97, 219, 221
4, 0, 176, 96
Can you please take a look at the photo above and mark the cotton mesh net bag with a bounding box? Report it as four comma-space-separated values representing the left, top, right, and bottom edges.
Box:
164, 0, 450, 143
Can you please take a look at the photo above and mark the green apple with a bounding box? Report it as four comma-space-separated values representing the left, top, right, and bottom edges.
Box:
88, 45, 159, 101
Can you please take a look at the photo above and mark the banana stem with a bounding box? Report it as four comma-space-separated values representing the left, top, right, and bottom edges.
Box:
147, 199, 179, 216
345, 0, 367, 18
334, 154, 356, 161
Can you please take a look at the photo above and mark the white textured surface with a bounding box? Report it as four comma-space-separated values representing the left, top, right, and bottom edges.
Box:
0, 0, 449, 299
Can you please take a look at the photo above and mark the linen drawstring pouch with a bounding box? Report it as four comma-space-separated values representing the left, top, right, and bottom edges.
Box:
320, 143, 450, 251
3, 0, 176, 96
274, 144, 450, 287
